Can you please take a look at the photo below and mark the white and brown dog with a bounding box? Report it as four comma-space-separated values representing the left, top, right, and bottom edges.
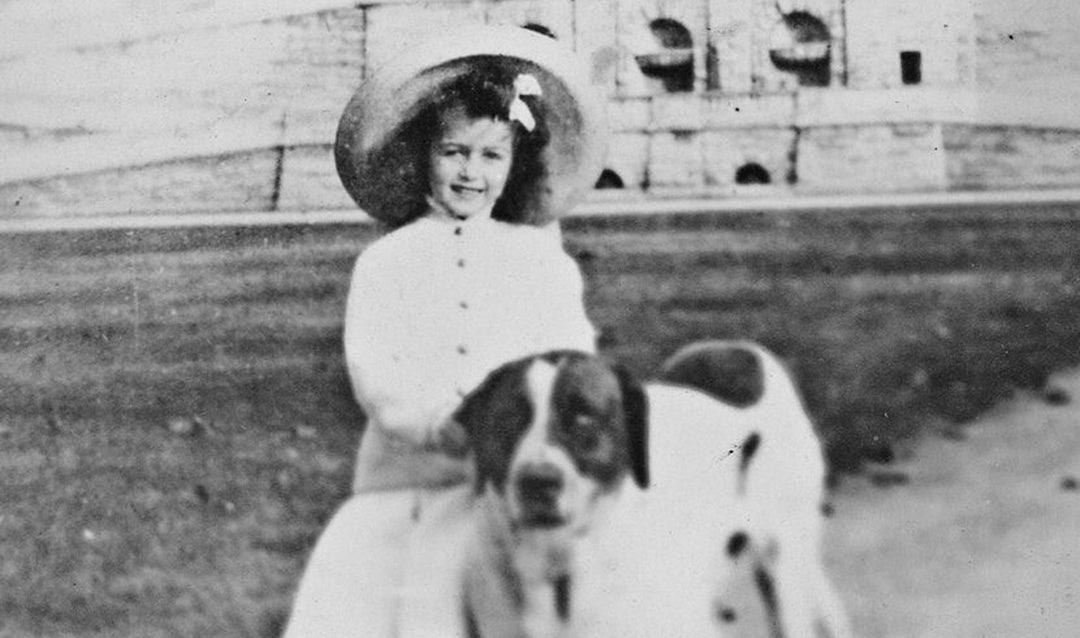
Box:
455, 342, 852, 638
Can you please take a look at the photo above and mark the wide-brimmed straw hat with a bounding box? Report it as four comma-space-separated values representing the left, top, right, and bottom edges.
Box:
335, 25, 608, 226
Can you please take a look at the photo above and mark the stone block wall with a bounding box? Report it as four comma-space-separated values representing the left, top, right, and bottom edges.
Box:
746, 0, 846, 92
648, 132, 706, 189
702, 127, 797, 188
273, 9, 367, 144
8, 0, 1080, 219
798, 122, 946, 192
604, 133, 651, 190
796, 87, 975, 127
846, 0, 975, 89
711, 0, 756, 94
277, 144, 356, 211
706, 92, 797, 128
485, 0, 576, 40
974, 1, 1079, 94
1, 8, 364, 150
364, 0, 579, 73
615, 0, 709, 96
363, 2, 485, 73
574, 0, 620, 93
1, 152, 279, 217
944, 125, 1080, 191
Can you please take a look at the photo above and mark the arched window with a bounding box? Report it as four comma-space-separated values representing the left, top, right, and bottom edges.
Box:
735, 163, 772, 185
522, 23, 556, 39
769, 12, 831, 87
634, 18, 694, 93
595, 169, 625, 190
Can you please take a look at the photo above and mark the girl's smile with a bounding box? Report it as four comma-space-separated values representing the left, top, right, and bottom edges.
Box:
429, 106, 515, 220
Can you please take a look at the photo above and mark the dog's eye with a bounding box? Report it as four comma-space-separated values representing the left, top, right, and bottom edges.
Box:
574, 414, 602, 439
576, 429, 600, 452
572, 416, 610, 455
574, 413, 595, 430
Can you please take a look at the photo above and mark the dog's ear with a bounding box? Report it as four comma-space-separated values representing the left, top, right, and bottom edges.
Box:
613, 363, 649, 489
453, 380, 489, 442
453, 373, 500, 495
454, 360, 531, 495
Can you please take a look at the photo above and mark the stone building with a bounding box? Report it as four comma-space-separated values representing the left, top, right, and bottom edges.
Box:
4, 0, 1080, 218
347, 0, 977, 197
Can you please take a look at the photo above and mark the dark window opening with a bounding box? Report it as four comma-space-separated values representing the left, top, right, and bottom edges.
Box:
769, 11, 831, 87
522, 23, 556, 39
735, 163, 772, 185
706, 42, 721, 91
595, 169, 625, 190
635, 18, 694, 93
900, 51, 922, 85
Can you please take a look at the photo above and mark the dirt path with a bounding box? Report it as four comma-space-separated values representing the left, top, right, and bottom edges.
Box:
825, 370, 1080, 637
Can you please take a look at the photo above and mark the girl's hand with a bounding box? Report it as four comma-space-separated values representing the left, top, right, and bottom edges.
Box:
429, 419, 470, 459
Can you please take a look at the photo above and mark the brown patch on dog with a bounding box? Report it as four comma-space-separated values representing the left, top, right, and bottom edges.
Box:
658, 343, 765, 408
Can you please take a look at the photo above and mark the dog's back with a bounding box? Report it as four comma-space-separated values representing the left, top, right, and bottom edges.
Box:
657, 340, 853, 638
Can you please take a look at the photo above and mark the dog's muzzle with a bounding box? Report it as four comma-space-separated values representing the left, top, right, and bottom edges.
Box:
513, 461, 566, 528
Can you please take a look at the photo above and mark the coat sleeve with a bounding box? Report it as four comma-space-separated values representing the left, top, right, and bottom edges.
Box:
342, 250, 460, 448
535, 245, 598, 355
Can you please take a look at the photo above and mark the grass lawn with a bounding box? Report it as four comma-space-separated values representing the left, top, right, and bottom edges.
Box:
2, 201, 1080, 635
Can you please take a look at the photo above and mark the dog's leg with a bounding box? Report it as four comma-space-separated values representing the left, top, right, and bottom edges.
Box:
519, 579, 566, 638
465, 558, 566, 638
809, 562, 855, 638
772, 540, 853, 638
710, 527, 781, 638
464, 551, 529, 638
464, 497, 538, 638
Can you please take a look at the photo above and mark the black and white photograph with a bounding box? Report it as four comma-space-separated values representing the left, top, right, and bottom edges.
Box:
2, 1, 1079, 636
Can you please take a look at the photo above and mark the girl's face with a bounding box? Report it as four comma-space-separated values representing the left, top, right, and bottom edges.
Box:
428, 106, 515, 219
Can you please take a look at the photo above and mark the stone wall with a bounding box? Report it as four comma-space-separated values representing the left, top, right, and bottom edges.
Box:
278, 144, 357, 211
1, 152, 279, 218
1, 6, 366, 217
944, 125, 1080, 191
846, 0, 976, 89
748, 0, 847, 92
703, 126, 797, 189
5, 0, 1080, 219
799, 123, 946, 193
975, 0, 1080, 96
1, 7, 364, 182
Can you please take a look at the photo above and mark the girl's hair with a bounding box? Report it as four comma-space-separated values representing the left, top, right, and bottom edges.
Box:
395, 59, 552, 228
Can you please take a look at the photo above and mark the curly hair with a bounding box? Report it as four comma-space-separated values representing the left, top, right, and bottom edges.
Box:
392, 58, 553, 228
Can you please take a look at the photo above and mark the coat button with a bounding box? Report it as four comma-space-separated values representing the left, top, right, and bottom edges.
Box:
454, 227, 463, 236
459, 300, 469, 310
457, 259, 466, 268
457, 345, 468, 355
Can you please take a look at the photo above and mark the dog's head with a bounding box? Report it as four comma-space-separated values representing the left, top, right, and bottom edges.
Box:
454, 351, 648, 530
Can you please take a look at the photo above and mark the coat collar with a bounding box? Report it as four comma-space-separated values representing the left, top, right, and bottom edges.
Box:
423, 195, 494, 226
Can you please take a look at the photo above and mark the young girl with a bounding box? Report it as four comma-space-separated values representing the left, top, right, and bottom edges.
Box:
284, 27, 608, 637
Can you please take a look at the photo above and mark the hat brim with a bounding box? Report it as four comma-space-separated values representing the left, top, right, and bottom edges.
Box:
335, 25, 608, 225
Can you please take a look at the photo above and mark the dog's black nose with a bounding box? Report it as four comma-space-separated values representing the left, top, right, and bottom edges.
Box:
516, 462, 564, 499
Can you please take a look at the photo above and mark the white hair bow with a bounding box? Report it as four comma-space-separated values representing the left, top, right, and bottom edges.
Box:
508, 73, 542, 132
